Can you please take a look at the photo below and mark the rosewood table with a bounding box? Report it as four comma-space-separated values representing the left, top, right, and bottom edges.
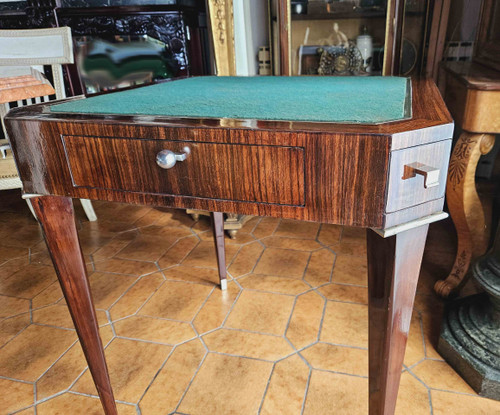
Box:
5, 76, 453, 415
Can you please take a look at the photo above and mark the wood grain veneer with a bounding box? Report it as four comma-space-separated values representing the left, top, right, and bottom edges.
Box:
6, 79, 453, 230
62, 135, 305, 206
441, 62, 500, 133
367, 224, 429, 415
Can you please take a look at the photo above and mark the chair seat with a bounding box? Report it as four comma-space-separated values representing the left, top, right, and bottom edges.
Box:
0, 71, 55, 104
0, 153, 22, 190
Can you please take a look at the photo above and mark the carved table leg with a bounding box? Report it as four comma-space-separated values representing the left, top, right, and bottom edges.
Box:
435, 132, 496, 298
211, 211, 227, 290
31, 196, 117, 415
367, 225, 429, 415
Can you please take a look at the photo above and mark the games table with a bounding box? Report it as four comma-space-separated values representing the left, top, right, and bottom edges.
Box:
5, 76, 453, 415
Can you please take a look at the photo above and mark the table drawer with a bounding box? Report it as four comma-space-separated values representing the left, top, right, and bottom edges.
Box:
386, 139, 452, 213
62, 135, 305, 206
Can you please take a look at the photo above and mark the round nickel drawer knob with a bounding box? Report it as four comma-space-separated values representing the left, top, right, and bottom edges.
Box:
156, 146, 190, 169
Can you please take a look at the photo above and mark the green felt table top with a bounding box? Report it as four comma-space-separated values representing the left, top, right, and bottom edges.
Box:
50, 76, 410, 124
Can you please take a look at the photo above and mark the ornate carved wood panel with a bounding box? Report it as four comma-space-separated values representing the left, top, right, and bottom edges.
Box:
57, 11, 190, 76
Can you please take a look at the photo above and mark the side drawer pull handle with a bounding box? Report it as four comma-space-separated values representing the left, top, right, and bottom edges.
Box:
156, 146, 191, 169
402, 162, 440, 189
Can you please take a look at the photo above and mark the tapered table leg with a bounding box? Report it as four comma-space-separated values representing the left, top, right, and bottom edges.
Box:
31, 196, 117, 415
211, 211, 227, 290
366, 225, 429, 415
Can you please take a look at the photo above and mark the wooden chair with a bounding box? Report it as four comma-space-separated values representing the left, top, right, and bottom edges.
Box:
0, 27, 96, 221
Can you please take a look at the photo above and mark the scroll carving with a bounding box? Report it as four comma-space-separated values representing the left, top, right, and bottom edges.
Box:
447, 136, 474, 189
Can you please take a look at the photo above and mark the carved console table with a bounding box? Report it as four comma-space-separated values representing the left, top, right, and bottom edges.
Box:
435, 62, 499, 298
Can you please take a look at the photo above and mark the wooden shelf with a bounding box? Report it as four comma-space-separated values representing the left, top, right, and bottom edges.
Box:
291, 10, 424, 21
292, 10, 386, 20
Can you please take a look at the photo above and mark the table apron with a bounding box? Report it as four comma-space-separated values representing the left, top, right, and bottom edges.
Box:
8, 119, 451, 229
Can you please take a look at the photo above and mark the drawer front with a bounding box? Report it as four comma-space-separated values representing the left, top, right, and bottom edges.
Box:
386, 139, 452, 213
62, 135, 305, 206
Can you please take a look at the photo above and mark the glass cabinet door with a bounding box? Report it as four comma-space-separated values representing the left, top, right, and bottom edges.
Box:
400, 0, 432, 77
272, 0, 432, 77
476, 0, 500, 71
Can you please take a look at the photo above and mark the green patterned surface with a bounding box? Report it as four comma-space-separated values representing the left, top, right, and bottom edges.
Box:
51, 76, 410, 124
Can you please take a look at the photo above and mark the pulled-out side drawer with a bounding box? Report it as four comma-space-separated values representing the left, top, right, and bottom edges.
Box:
386, 139, 452, 213
62, 135, 305, 206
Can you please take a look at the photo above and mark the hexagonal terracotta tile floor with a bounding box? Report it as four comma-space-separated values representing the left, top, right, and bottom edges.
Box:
0, 189, 498, 414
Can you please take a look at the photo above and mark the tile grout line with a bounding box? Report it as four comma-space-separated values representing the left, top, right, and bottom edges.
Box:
312, 367, 369, 379
403, 366, 434, 415
68, 390, 136, 406
173, 350, 209, 413
129, 278, 168, 318
30, 322, 78, 332
97, 274, 144, 312
33, 338, 80, 384
0, 309, 31, 321
316, 291, 329, 342
0, 322, 31, 351
136, 341, 178, 406
218, 326, 291, 339
0, 375, 34, 384
219, 286, 244, 328
257, 361, 276, 414
189, 285, 216, 325
316, 340, 368, 351
300, 368, 313, 415
103, 309, 117, 344
283, 294, 300, 341
300, 250, 315, 289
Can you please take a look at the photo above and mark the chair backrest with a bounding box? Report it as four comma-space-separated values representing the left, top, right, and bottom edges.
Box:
0, 27, 73, 66
0, 27, 73, 99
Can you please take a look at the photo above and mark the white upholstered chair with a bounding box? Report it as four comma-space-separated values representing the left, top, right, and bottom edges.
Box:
0, 27, 96, 221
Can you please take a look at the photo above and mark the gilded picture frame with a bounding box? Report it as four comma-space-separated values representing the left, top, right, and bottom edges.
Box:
206, 0, 236, 76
